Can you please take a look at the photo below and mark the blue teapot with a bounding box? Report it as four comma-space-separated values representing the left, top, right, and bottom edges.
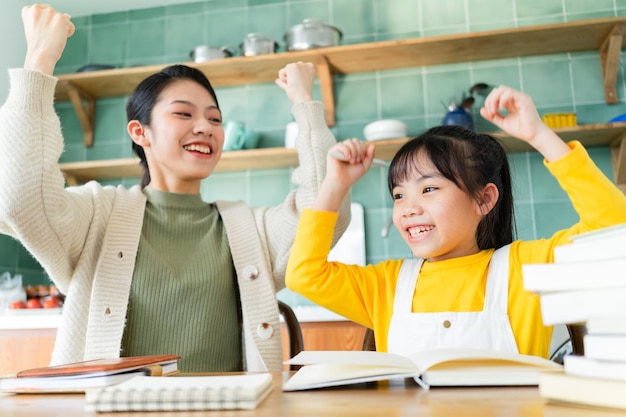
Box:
442, 105, 474, 131
441, 83, 491, 131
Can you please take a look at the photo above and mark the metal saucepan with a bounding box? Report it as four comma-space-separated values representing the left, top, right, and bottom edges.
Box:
240, 33, 278, 56
190, 45, 233, 63
284, 19, 342, 51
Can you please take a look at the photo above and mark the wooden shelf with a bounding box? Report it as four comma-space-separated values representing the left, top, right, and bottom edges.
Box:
60, 123, 626, 186
60, 147, 299, 185
54, 17, 626, 146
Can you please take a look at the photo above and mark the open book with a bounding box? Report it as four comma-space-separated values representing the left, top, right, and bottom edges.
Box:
0, 354, 180, 393
283, 349, 561, 391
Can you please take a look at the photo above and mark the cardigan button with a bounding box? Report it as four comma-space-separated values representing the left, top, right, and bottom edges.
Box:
117, 251, 123, 259
443, 320, 451, 328
243, 265, 259, 280
257, 323, 273, 339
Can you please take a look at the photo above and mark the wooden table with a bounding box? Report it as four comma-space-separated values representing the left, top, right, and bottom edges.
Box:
0, 372, 623, 416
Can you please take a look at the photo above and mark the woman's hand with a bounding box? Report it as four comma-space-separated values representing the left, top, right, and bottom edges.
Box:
480, 85, 571, 162
313, 139, 375, 212
22, 4, 75, 75
274, 62, 315, 104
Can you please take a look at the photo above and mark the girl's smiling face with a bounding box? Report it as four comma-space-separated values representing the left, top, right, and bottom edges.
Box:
128, 79, 223, 194
391, 152, 489, 262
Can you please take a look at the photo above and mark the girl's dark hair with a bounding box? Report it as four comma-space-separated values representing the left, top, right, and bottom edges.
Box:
126, 64, 219, 188
387, 125, 515, 250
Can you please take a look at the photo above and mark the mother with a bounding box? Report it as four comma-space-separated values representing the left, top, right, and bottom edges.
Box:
0, 4, 349, 372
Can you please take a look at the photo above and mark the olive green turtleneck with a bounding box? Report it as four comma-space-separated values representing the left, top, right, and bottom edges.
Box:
121, 187, 242, 372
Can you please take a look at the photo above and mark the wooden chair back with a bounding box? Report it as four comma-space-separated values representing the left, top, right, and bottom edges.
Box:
277, 301, 304, 370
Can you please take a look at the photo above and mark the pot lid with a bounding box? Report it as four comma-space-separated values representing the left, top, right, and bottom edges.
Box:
285, 18, 343, 37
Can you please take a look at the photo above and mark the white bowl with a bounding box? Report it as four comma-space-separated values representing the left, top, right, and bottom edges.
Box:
363, 119, 408, 141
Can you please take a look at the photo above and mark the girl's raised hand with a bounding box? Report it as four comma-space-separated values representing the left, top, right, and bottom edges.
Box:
22, 4, 75, 75
313, 139, 375, 212
479, 85, 547, 145
327, 138, 375, 186
480, 85, 571, 162
274, 62, 316, 104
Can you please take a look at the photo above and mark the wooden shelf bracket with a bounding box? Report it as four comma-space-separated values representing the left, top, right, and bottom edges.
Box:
61, 81, 95, 147
610, 130, 626, 186
314, 55, 336, 127
600, 24, 625, 104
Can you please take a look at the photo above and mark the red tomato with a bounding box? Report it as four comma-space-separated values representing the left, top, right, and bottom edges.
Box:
26, 298, 43, 309
8, 300, 27, 309
42, 297, 61, 309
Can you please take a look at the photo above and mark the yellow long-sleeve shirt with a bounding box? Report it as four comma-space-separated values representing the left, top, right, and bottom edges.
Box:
286, 141, 626, 358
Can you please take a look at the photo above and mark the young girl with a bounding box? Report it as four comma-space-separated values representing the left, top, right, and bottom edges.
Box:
286, 85, 626, 359
0, 5, 349, 372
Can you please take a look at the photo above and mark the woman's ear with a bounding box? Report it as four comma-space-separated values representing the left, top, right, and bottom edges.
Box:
127, 120, 149, 147
477, 183, 499, 216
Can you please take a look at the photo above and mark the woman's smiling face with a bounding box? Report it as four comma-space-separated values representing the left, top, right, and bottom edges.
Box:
132, 79, 224, 194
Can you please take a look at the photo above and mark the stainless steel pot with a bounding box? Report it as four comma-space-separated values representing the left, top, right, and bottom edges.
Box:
240, 33, 278, 56
189, 45, 233, 63
284, 19, 342, 51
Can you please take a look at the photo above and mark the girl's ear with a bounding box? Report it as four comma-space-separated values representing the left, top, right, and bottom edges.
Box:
477, 183, 499, 216
127, 120, 150, 147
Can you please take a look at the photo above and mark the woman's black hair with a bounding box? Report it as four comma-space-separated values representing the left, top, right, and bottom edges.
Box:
126, 64, 220, 188
387, 125, 515, 250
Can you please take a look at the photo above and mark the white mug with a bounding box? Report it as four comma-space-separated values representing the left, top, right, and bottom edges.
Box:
284, 121, 298, 149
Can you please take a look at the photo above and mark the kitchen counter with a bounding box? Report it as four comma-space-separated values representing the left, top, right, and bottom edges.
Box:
0, 306, 362, 375
289, 306, 348, 322
0, 309, 62, 330
0, 306, 347, 331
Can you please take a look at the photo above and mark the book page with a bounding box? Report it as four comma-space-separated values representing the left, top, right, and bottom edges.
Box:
408, 348, 560, 372
282, 364, 421, 391
285, 350, 419, 370
287, 349, 559, 373
569, 223, 626, 243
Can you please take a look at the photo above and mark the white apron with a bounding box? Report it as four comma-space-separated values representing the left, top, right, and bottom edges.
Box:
387, 245, 518, 357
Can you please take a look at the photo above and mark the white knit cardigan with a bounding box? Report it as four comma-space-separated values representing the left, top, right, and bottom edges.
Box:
0, 69, 349, 371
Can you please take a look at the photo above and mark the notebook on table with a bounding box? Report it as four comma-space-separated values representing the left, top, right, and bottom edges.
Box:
84, 373, 274, 412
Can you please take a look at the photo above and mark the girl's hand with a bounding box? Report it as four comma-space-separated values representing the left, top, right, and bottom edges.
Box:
327, 138, 375, 187
274, 62, 315, 104
479, 85, 548, 144
480, 85, 570, 162
313, 139, 375, 212
22, 4, 75, 75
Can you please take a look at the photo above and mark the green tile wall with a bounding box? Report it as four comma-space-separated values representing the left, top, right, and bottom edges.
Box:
2, 1, 624, 302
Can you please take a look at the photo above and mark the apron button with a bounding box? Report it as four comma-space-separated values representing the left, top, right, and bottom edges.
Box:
443, 320, 451, 328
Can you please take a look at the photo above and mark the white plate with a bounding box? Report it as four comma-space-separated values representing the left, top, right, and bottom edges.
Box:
363, 119, 408, 141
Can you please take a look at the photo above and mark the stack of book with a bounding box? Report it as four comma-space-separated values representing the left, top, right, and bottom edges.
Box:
0, 354, 181, 393
522, 223, 626, 410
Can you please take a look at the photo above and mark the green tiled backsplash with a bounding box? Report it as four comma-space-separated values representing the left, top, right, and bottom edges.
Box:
2, 1, 623, 303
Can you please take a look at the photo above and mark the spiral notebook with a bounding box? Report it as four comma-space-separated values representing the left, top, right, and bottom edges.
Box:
84, 373, 274, 412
